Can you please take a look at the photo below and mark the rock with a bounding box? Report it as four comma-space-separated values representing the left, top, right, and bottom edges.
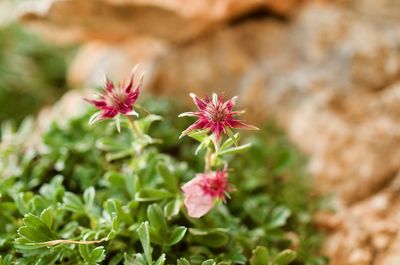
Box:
18, 0, 305, 44
319, 176, 400, 265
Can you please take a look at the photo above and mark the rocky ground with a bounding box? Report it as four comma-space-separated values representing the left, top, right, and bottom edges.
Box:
18, 0, 400, 264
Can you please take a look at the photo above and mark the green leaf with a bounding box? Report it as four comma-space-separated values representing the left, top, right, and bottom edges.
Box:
225, 128, 238, 147
124, 173, 137, 199
15, 192, 32, 215
96, 137, 126, 151
250, 246, 270, 265
63, 192, 85, 214
217, 143, 251, 156
177, 258, 191, 265
137, 222, 152, 265
137, 114, 162, 134
201, 260, 216, 265
220, 132, 240, 150
167, 226, 187, 246
189, 228, 229, 248
135, 188, 173, 202
147, 204, 168, 237
39, 207, 53, 228
164, 198, 181, 219
157, 161, 178, 191
79, 244, 91, 262
195, 136, 212, 155
19, 214, 57, 243
273, 250, 296, 265
91, 246, 106, 264
79, 245, 106, 265
106, 149, 134, 162
154, 254, 166, 265
267, 207, 291, 230
124, 253, 146, 265
83, 186, 96, 213
187, 129, 209, 142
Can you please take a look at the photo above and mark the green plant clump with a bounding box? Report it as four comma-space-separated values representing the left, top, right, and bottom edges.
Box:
0, 98, 327, 265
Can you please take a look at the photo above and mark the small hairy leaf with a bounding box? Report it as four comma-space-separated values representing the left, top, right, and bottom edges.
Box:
273, 250, 296, 265
250, 246, 270, 265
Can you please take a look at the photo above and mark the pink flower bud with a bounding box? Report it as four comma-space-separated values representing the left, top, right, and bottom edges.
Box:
182, 169, 231, 218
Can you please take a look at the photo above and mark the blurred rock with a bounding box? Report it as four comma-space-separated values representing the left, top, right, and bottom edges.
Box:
318, 175, 400, 265
19, 0, 304, 44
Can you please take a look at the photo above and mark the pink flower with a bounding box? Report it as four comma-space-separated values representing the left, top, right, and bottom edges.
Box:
86, 66, 143, 130
179, 93, 258, 142
182, 169, 231, 218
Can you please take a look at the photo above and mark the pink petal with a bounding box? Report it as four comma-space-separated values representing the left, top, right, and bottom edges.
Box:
125, 71, 135, 92
182, 175, 204, 195
100, 108, 118, 118
210, 123, 225, 142
184, 194, 214, 218
85, 98, 107, 108
224, 96, 238, 111
105, 78, 115, 92
180, 119, 209, 138
226, 120, 259, 130
190, 93, 207, 110
130, 85, 140, 102
178, 112, 199, 118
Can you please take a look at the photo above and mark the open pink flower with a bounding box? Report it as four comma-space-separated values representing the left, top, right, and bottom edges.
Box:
86, 66, 143, 130
182, 169, 231, 218
179, 93, 258, 142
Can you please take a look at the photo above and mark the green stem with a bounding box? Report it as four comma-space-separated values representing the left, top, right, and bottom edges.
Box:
204, 148, 212, 172
126, 115, 142, 136
212, 135, 221, 154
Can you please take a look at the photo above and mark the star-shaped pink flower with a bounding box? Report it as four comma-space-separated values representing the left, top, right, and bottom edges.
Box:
86, 66, 143, 131
179, 93, 258, 142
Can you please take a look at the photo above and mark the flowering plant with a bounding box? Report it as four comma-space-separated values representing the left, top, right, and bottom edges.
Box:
179, 93, 258, 218
0, 69, 327, 265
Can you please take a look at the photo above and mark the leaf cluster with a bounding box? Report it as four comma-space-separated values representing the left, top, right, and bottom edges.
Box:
0, 98, 328, 265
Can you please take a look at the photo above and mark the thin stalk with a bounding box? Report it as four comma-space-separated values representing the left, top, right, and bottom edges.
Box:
204, 148, 212, 172
37, 238, 106, 246
126, 115, 142, 136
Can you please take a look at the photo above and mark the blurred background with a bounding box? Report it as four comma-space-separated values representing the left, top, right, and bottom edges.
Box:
1, 0, 400, 264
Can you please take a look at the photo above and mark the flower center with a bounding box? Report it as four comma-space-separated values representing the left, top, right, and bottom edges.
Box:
105, 87, 128, 108
200, 173, 228, 199
206, 103, 227, 123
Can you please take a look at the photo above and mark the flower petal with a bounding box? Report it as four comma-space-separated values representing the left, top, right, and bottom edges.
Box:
88, 111, 103, 125
224, 96, 238, 111
182, 174, 204, 195
178, 112, 199, 118
227, 120, 259, 130
126, 110, 139, 117
105, 78, 115, 92
124, 65, 139, 92
179, 119, 209, 139
189, 93, 207, 110
184, 194, 214, 218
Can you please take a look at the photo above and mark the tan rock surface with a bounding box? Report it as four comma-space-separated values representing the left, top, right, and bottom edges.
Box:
18, 0, 304, 44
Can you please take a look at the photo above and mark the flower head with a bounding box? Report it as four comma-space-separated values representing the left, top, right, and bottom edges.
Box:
182, 169, 231, 218
179, 93, 258, 142
86, 66, 143, 130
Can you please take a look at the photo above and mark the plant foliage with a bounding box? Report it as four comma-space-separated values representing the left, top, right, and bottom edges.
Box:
0, 99, 327, 264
